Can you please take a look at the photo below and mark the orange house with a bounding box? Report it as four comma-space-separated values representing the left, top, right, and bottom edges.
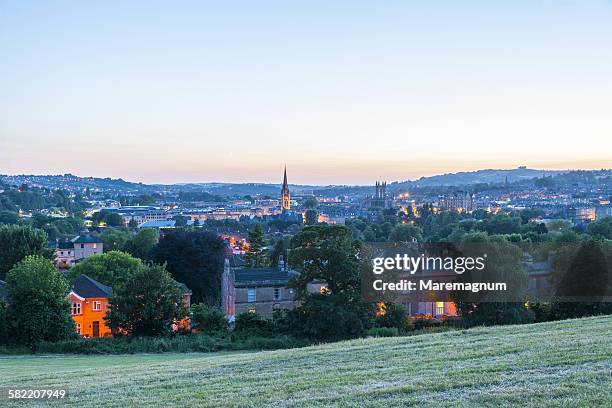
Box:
69, 274, 192, 337
69, 275, 113, 338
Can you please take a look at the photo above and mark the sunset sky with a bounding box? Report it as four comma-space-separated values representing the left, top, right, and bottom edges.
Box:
1, 1, 611, 185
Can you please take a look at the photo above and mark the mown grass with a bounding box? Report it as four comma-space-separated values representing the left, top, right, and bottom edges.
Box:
0, 315, 611, 407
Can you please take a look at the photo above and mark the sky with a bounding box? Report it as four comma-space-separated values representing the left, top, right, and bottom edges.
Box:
1, 1, 612, 185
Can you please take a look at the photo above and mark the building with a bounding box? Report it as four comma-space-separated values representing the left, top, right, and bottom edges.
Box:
69, 274, 192, 337
69, 275, 113, 338
370, 181, 390, 209
55, 232, 103, 269
439, 192, 475, 213
221, 257, 325, 318
280, 166, 291, 213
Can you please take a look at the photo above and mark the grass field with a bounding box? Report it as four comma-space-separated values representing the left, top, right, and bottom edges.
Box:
1, 316, 611, 407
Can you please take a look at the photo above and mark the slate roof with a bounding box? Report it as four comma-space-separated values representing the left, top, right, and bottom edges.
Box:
0, 280, 6, 301
56, 240, 73, 250
72, 275, 113, 298
72, 234, 103, 244
178, 282, 192, 295
234, 267, 298, 287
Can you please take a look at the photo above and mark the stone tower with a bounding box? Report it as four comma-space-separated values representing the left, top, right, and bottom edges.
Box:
280, 166, 290, 212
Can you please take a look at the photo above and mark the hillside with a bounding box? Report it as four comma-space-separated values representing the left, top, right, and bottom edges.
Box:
1, 315, 611, 407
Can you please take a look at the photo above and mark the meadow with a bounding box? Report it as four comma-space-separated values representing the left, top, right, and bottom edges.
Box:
1, 315, 611, 407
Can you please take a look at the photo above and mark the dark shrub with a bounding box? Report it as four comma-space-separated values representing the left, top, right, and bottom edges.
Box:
375, 303, 409, 332
191, 304, 228, 333
234, 312, 274, 335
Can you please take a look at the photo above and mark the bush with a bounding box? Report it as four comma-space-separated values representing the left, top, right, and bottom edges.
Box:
375, 303, 409, 332
365, 327, 399, 337
411, 318, 443, 331
234, 311, 274, 335
191, 304, 228, 333
462, 303, 535, 327
0, 301, 7, 345
27, 332, 309, 354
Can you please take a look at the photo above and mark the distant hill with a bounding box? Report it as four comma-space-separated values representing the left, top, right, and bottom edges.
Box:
0, 167, 582, 196
392, 167, 564, 188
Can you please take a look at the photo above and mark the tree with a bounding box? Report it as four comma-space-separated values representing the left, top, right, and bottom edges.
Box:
303, 196, 318, 209
128, 218, 139, 229
67, 251, 141, 289
450, 234, 533, 326
191, 304, 228, 333
150, 230, 225, 305
0, 211, 19, 225
304, 209, 318, 225
587, 217, 612, 240
4, 256, 75, 346
245, 223, 267, 267
0, 225, 52, 280
287, 225, 373, 340
123, 228, 159, 260
100, 228, 131, 252
269, 237, 290, 266
388, 224, 423, 243
105, 264, 187, 337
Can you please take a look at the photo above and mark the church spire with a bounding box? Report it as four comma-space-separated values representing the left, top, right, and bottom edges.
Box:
280, 165, 290, 212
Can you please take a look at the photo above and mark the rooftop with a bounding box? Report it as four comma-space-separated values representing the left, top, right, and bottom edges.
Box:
72, 275, 113, 298
234, 267, 298, 287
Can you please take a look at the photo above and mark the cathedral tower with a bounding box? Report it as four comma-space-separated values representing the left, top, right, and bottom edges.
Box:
280, 166, 290, 212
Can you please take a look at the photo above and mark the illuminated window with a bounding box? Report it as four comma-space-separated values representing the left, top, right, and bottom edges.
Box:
273, 288, 281, 301
435, 302, 444, 316
72, 302, 81, 315
247, 288, 256, 302
92, 301, 102, 311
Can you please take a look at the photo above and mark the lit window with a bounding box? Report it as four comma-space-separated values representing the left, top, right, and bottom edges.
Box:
93, 243, 97, 249
435, 301, 444, 316
248, 308, 256, 314
72, 302, 81, 315
92, 301, 102, 311
247, 288, 256, 302
273, 288, 281, 301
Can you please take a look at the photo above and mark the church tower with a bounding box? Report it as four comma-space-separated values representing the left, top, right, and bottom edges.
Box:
280, 166, 290, 212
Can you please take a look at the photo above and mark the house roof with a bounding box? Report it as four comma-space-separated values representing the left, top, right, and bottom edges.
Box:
234, 267, 298, 287
0, 280, 6, 301
72, 234, 103, 244
178, 282, 192, 295
72, 275, 113, 298
56, 240, 73, 250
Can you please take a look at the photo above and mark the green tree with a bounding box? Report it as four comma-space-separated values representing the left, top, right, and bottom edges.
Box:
287, 225, 373, 340
304, 209, 318, 225
191, 303, 228, 333
67, 251, 141, 289
0, 225, 52, 280
388, 224, 423, 243
303, 196, 318, 209
123, 228, 159, 260
150, 230, 226, 305
128, 218, 139, 229
245, 223, 267, 267
587, 217, 612, 240
0, 211, 19, 225
100, 228, 131, 252
4, 256, 75, 347
105, 264, 187, 337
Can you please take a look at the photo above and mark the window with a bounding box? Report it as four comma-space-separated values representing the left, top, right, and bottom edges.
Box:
273, 288, 281, 301
92, 301, 102, 311
92, 243, 97, 249
435, 301, 444, 316
80, 244, 84, 248
247, 288, 256, 302
76, 323, 81, 334
72, 302, 81, 315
